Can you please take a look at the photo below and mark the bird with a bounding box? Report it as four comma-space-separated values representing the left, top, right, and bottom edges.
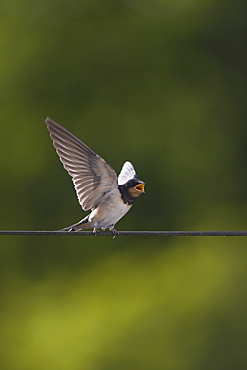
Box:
45, 117, 145, 237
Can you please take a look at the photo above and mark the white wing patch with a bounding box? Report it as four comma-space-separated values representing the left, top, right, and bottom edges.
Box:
118, 161, 137, 185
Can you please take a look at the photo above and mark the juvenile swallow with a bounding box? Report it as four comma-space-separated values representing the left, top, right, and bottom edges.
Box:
45, 117, 145, 236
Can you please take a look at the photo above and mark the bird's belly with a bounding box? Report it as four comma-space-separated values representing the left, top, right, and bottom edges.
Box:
89, 195, 131, 230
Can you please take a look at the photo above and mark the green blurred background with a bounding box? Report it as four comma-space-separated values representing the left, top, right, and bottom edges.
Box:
1, 0, 247, 369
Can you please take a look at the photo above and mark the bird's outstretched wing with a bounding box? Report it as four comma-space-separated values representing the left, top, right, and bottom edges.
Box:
118, 161, 137, 185
45, 117, 118, 211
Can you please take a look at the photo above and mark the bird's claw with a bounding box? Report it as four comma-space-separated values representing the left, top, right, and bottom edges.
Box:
93, 228, 99, 236
111, 229, 119, 239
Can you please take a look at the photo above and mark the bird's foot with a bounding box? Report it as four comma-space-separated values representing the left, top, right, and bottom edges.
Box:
93, 228, 99, 236
111, 228, 119, 239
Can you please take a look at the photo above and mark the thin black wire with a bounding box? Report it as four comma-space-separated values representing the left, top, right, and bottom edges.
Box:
1, 230, 247, 236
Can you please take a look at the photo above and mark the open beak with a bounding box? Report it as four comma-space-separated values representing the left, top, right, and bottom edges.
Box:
134, 183, 145, 193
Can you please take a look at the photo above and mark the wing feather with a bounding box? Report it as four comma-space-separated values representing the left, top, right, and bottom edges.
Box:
45, 117, 118, 210
118, 161, 137, 185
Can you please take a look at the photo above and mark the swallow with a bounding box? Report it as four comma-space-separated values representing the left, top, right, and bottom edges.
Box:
45, 117, 145, 237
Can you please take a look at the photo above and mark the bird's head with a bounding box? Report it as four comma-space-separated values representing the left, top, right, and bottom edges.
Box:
125, 178, 145, 198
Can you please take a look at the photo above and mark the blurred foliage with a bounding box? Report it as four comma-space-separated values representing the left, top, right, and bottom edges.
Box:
0, 0, 247, 369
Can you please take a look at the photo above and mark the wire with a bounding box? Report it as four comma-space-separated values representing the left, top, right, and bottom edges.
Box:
0, 230, 247, 236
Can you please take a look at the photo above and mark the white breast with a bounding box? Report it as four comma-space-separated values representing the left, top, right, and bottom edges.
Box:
88, 189, 132, 230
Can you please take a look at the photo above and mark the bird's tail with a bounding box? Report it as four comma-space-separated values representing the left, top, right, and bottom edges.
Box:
60, 215, 91, 231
